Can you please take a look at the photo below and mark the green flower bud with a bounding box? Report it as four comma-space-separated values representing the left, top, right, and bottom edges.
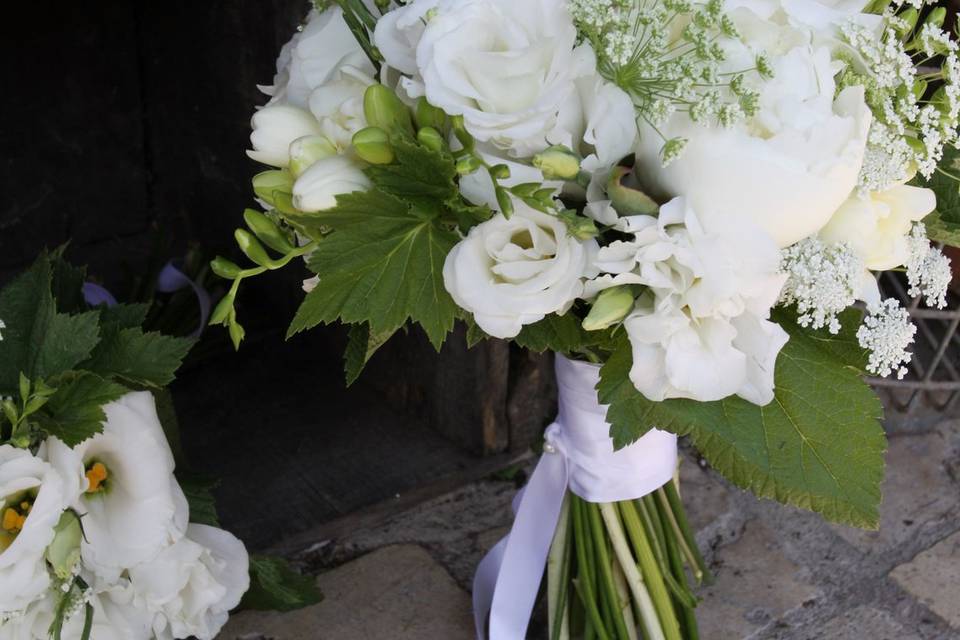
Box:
455, 155, 484, 175
1, 399, 18, 426
532, 145, 581, 180
363, 85, 414, 137
417, 126, 446, 152
210, 293, 235, 325
289, 135, 337, 177
509, 183, 541, 198
45, 510, 82, 581
897, 7, 919, 37
228, 314, 246, 350
926, 7, 946, 30
210, 256, 243, 280
607, 166, 659, 215
489, 164, 511, 180
252, 170, 294, 206
352, 127, 395, 165
451, 115, 475, 152
495, 187, 514, 217
415, 97, 446, 131
234, 229, 275, 268
243, 209, 294, 254
558, 210, 599, 241
582, 286, 635, 332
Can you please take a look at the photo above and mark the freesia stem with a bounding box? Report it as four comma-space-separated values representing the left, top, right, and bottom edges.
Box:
598, 502, 666, 640
586, 502, 632, 640
571, 497, 611, 640
657, 486, 712, 584
548, 495, 572, 640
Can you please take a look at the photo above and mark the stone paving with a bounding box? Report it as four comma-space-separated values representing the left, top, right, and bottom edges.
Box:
221, 418, 960, 640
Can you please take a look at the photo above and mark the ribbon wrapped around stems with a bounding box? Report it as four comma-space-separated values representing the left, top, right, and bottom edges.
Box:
473, 354, 678, 640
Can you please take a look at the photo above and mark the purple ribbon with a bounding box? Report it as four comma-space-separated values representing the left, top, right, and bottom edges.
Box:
83, 260, 211, 338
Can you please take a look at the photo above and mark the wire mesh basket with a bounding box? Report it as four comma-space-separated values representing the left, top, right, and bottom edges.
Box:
868, 257, 960, 428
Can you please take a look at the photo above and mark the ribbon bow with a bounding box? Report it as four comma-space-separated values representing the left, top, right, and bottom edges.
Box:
473, 355, 678, 640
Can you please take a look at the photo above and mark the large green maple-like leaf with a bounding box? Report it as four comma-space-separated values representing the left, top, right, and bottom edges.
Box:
598, 315, 886, 529
286, 189, 458, 349
342, 322, 395, 386
82, 327, 194, 388
38, 372, 128, 446
0, 255, 101, 393
918, 144, 960, 228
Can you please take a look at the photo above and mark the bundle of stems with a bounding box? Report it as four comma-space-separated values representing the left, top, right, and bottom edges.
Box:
546, 481, 711, 640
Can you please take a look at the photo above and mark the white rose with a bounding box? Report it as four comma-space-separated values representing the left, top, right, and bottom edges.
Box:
374, 0, 595, 156
443, 199, 597, 338
58, 392, 188, 583
819, 184, 936, 271
308, 66, 374, 151
636, 43, 872, 248
292, 154, 372, 212
129, 524, 249, 640
247, 104, 323, 168
0, 446, 70, 616
591, 197, 788, 404
264, 7, 374, 109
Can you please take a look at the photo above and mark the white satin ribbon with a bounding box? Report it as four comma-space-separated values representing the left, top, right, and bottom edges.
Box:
473, 354, 678, 640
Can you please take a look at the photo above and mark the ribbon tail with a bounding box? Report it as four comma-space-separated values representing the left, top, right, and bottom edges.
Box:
156, 260, 212, 338
473, 444, 569, 640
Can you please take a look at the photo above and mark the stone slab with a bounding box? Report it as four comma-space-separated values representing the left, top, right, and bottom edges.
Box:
790, 605, 921, 640
696, 519, 819, 639
890, 529, 960, 629
219, 544, 473, 640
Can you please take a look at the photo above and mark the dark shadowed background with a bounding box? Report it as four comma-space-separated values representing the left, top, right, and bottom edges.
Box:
0, 0, 554, 550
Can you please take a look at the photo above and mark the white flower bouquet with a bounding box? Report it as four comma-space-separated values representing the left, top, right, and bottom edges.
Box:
0, 253, 319, 639
213, 0, 960, 637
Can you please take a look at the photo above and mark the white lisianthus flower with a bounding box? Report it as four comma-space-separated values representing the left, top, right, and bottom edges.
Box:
819, 184, 936, 271
0, 446, 71, 617
129, 524, 250, 640
443, 199, 598, 338
591, 198, 788, 404
374, 0, 596, 157
263, 6, 374, 109
12, 592, 154, 640
576, 75, 638, 173
56, 392, 188, 583
308, 66, 374, 151
292, 154, 372, 212
636, 37, 872, 247
247, 104, 323, 168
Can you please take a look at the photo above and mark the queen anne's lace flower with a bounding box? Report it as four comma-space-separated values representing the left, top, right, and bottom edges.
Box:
779, 238, 863, 334
857, 298, 916, 379
906, 223, 952, 309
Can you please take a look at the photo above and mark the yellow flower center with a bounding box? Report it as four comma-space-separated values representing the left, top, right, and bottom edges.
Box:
85, 462, 109, 494
0, 498, 33, 551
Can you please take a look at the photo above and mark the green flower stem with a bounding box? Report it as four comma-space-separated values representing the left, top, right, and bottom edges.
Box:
586, 502, 632, 640
659, 484, 712, 584
660, 514, 701, 640
637, 497, 697, 609
611, 558, 639, 640
598, 502, 666, 640
615, 502, 682, 640
548, 495, 572, 640
571, 497, 611, 640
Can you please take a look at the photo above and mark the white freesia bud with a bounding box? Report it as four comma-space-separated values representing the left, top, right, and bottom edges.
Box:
288, 135, 339, 177
47, 392, 189, 583
128, 524, 250, 640
0, 446, 70, 617
443, 198, 598, 338
308, 66, 374, 151
819, 184, 935, 271
374, 0, 596, 157
248, 104, 323, 168
292, 154, 371, 212
635, 41, 872, 248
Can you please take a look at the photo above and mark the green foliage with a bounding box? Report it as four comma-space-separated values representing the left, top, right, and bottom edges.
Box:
178, 473, 221, 527
598, 316, 886, 529
343, 323, 395, 386
286, 140, 469, 350
243, 555, 323, 612
924, 210, 960, 248
0, 252, 193, 447
918, 143, 960, 246
514, 313, 590, 353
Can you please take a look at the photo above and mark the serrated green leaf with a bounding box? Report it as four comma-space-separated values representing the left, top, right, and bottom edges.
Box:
772, 307, 869, 371
464, 317, 489, 348
598, 319, 886, 529
365, 137, 458, 206
98, 303, 150, 332
287, 189, 458, 349
343, 323, 395, 386
38, 372, 127, 446
0, 255, 101, 393
917, 144, 960, 227
242, 555, 322, 612
513, 313, 587, 353
924, 210, 960, 248
83, 328, 194, 388
49, 250, 87, 314
177, 473, 221, 527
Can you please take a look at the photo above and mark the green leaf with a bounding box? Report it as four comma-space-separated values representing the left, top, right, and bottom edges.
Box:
918, 144, 960, 227
177, 473, 221, 527
343, 323, 395, 386
83, 328, 194, 388
0, 255, 101, 393
242, 555, 322, 612
771, 307, 869, 371
98, 303, 150, 332
287, 189, 458, 349
514, 313, 588, 353
49, 250, 87, 314
38, 372, 127, 446
598, 319, 886, 529
924, 210, 960, 248
365, 137, 458, 207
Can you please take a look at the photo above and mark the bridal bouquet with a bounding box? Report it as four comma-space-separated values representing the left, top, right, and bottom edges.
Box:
215, 0, 960, 637
0, 253, 318, 640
